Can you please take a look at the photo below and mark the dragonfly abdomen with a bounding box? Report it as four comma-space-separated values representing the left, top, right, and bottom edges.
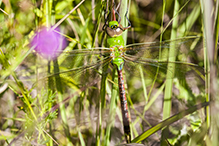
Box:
117, 69, 131, 143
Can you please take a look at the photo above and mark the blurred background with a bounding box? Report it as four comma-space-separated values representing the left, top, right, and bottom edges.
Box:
0, 0, 216, 145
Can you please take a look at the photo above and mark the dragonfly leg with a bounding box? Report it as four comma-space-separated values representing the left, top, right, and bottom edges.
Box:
113, 5, 121, 23
102, 10, 110, 31
118, 46, 125, 57
110, 47, 115, 59
122, 7, 131, 30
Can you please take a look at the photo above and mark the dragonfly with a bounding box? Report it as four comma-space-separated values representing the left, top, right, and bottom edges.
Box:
19, 3, 203, 144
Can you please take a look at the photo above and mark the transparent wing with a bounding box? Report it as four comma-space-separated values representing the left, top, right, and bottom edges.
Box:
123, 36, 204, 81
14, 47, 112, 92
124, 36, 202, 61
121, 36, 205, 103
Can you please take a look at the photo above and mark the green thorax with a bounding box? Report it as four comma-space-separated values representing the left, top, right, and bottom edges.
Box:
107, 35, 124, 47
106, 21, 125, 70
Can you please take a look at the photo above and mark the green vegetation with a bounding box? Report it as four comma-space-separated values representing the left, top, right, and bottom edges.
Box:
0, 0, 217, 145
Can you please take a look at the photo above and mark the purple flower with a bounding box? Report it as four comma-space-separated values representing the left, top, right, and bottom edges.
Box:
31, 27, 67, 60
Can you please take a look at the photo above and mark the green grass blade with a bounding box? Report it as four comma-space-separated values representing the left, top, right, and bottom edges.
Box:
200, 0, 210, 130
78, 127, 86, 146
53, 59, 72, 144
131, 102, 209, 143
162, 0, 179, 144
139, 66, 148, 104
104, 68, 118, 145
120, 0, 129, 45
162, 0, 179, 120
201, 0, 217, 145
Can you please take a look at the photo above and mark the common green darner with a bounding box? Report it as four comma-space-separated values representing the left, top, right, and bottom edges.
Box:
23, 2, 203, 144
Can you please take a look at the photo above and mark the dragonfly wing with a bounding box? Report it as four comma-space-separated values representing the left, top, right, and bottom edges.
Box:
124, 36, 202, 62
122, 36, 205, 102
124, 54, 204, 83
14, 48, 112, 93
123, 36, 204, 80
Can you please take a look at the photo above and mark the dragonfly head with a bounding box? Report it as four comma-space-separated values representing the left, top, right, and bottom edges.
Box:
106, 21, 124, 37
109, 21, 119, 29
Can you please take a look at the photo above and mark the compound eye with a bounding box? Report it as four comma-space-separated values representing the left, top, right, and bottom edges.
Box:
111, 25, 118, 29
